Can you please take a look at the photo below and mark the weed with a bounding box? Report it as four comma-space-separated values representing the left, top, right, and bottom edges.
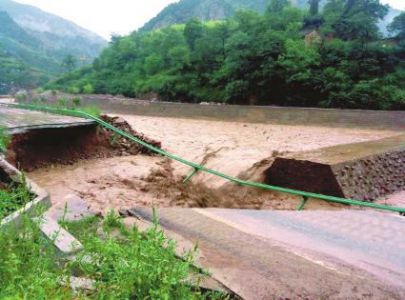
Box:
57, 97, 68, 108
29, 97, 101, 118
15, 92, 27, 102
109, 133, 119, 146
77, 105, 101, 117
0, 216, 73, 298
0, 211, 226, 298
0, 127, 10, 153
0, 175, 33, 221
72, 97, 82, 107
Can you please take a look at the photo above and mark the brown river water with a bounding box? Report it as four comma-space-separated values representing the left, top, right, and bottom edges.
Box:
29, 114, 399, 214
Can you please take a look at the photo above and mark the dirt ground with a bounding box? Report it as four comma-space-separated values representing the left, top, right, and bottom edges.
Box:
28, 115, 399, 214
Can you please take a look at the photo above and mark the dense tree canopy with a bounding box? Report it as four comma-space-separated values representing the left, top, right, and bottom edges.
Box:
389, 12, 405, 39
49, 0, 405, 110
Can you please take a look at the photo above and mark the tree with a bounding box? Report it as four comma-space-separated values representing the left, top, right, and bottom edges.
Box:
50, 5, 404, 110
304, 0, 324, 29
309, 0, 320, 16
323, 0, 388, 41
389, 12, 405, 39
266, 0, 290, 14
184, 19, 203, 51
62, 55, 77, 72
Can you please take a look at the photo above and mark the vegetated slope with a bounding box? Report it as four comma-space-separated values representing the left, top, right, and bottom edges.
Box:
0, 0, 106, 62
0, 0, 107, 93
0, 11, 54, 93
50, 1, 405, 110
141, 0, 400, 35
141, 0, 268, 31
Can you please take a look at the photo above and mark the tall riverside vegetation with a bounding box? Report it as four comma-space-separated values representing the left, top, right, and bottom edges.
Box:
0, 213, 222, 298
50, 0, 405, 109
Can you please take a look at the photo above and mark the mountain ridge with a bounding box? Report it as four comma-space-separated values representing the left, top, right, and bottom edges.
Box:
0, 10, 54, 93
141, 0, 401, 35
0, 0, 106, 61
0, 0, 107, 93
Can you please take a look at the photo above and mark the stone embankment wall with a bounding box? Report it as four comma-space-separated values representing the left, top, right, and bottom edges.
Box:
266, 135, 405, 201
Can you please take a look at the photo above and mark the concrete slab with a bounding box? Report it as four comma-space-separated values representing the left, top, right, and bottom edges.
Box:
0, 106, 94, 134
125, 207, 405, 299
45, 194, 97, 222
37, 215, 83, 255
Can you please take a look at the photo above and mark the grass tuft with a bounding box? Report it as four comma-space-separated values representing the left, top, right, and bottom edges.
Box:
0, 175, 33, 221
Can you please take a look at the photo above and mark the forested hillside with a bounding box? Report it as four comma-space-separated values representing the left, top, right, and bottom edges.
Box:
0, 0, 105, 62
141, 0, 269, 31
141, 0, 400, 34
0, 0, 106, 93
50, 0, 405, 110
0, 11, 55, 93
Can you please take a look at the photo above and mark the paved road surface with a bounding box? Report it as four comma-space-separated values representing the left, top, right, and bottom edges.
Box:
0, 106, 94, 134
127, 207, 405, 299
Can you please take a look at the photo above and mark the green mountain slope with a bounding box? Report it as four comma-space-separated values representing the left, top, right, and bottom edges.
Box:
141, 0, 400, 35
0, 0, 106, 62
141, 0, 268, 31
0, 11, 55, 93
0, 0, 107, 93
51, 3, 405, 110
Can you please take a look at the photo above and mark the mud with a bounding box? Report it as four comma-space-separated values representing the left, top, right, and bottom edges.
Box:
29, 155, 345, 213
6, 115, 161, 171
27, 115, 399, 213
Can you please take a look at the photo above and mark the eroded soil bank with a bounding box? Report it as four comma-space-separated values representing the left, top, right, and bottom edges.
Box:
6, 115, 161, 171
26, 115, 400, 214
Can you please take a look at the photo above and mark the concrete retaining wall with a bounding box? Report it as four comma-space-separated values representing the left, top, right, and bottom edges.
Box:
0, 158, 51, 227
266, 135, 405, 201
79, 95, 405, 130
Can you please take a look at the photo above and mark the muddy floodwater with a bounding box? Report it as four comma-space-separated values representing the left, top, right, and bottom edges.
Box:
29, 115, 399, 214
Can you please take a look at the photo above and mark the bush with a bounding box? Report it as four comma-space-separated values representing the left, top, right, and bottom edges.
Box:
82, 83, 94, 94
57, 97, 68, 108
67, 85, 80, 94
71, 97, 82, 107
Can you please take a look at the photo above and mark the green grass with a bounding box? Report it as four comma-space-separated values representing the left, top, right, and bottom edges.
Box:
0, 211, 226, 299
0, 217, 71, 298
77, 105, 101, 117
0, 176, 33, 221
29, 96, 101, 118
0, 127, 10, 153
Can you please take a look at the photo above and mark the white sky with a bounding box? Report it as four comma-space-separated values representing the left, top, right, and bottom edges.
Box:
14, 0, 404, 40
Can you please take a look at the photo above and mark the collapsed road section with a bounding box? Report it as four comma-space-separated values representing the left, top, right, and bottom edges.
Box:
0, 106, 161, 171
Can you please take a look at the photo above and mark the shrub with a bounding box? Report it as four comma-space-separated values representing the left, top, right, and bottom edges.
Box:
56, 97, 68, 108
82, 83, 94, 94
67, 85, 80, 94
71, 97, 82, 107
